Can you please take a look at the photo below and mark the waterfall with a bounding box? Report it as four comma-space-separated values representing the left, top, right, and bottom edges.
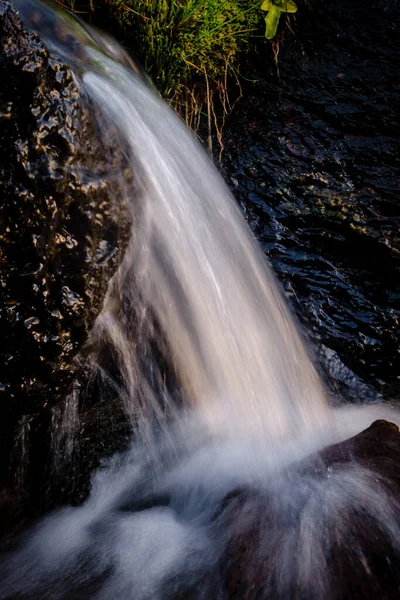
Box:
15, 0, 331, 444
2, 2, 400, 599
85, 59, 332, 441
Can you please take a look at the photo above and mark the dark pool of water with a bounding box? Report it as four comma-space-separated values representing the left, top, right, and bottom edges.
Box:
222, 0, 400, 402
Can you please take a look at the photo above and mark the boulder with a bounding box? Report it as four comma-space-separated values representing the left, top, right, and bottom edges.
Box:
0, 1, 130, 521
223, 420, 400, 599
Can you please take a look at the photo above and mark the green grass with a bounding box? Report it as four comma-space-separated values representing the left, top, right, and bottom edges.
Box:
53, 0, 302, 148
54, 0, 263, 141
111, 0, 260, 92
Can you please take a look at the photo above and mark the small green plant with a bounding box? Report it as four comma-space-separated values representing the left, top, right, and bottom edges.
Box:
104, 0, 262, 137
55, 0, 261, 144
260, 0, 297, 39
52, 0, 299, 144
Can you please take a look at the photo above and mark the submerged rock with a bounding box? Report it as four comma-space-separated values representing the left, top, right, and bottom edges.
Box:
0, 1, 130, 520
223, 420, 400, 599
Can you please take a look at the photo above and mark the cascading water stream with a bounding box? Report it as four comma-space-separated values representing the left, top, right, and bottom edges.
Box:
85, 59, 333, 442
2, 2, 400, 599
14, 0, 331, 443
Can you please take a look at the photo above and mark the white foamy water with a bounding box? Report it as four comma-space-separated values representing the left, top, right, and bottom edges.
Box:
2, 404, 400, 599
84, 58, 331, 442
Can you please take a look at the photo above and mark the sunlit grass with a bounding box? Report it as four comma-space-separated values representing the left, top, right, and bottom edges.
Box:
54, 0, 262, 142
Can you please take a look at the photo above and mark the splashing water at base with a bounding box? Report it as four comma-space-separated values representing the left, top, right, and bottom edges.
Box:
2, 405, 400, 599
3, 2, 400, 598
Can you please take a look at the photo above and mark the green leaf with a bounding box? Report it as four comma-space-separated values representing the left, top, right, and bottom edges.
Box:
260, 0, 273, 11
280, 0, 297, 12
265, 4, 281, 39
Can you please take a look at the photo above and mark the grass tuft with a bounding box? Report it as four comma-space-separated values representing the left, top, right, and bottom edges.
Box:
53, 0, 263, 144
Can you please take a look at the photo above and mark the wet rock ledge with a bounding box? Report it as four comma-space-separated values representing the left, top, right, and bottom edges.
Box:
0, 1, 130, 523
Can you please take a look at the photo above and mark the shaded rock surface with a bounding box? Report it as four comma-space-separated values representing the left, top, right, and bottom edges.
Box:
223, 420, 400, 599
0, 1, 130, 521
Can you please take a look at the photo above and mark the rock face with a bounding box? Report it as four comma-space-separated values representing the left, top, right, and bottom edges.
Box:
0, 1, 130, 519
222, 420, 400, 599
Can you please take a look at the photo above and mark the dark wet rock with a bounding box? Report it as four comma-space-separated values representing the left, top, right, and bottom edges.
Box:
222, 0, 400, 401
222, 420, 400, 599
0, 1, 130, 519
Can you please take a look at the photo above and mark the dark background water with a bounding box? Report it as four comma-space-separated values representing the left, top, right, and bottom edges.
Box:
222, 0, 400, 403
